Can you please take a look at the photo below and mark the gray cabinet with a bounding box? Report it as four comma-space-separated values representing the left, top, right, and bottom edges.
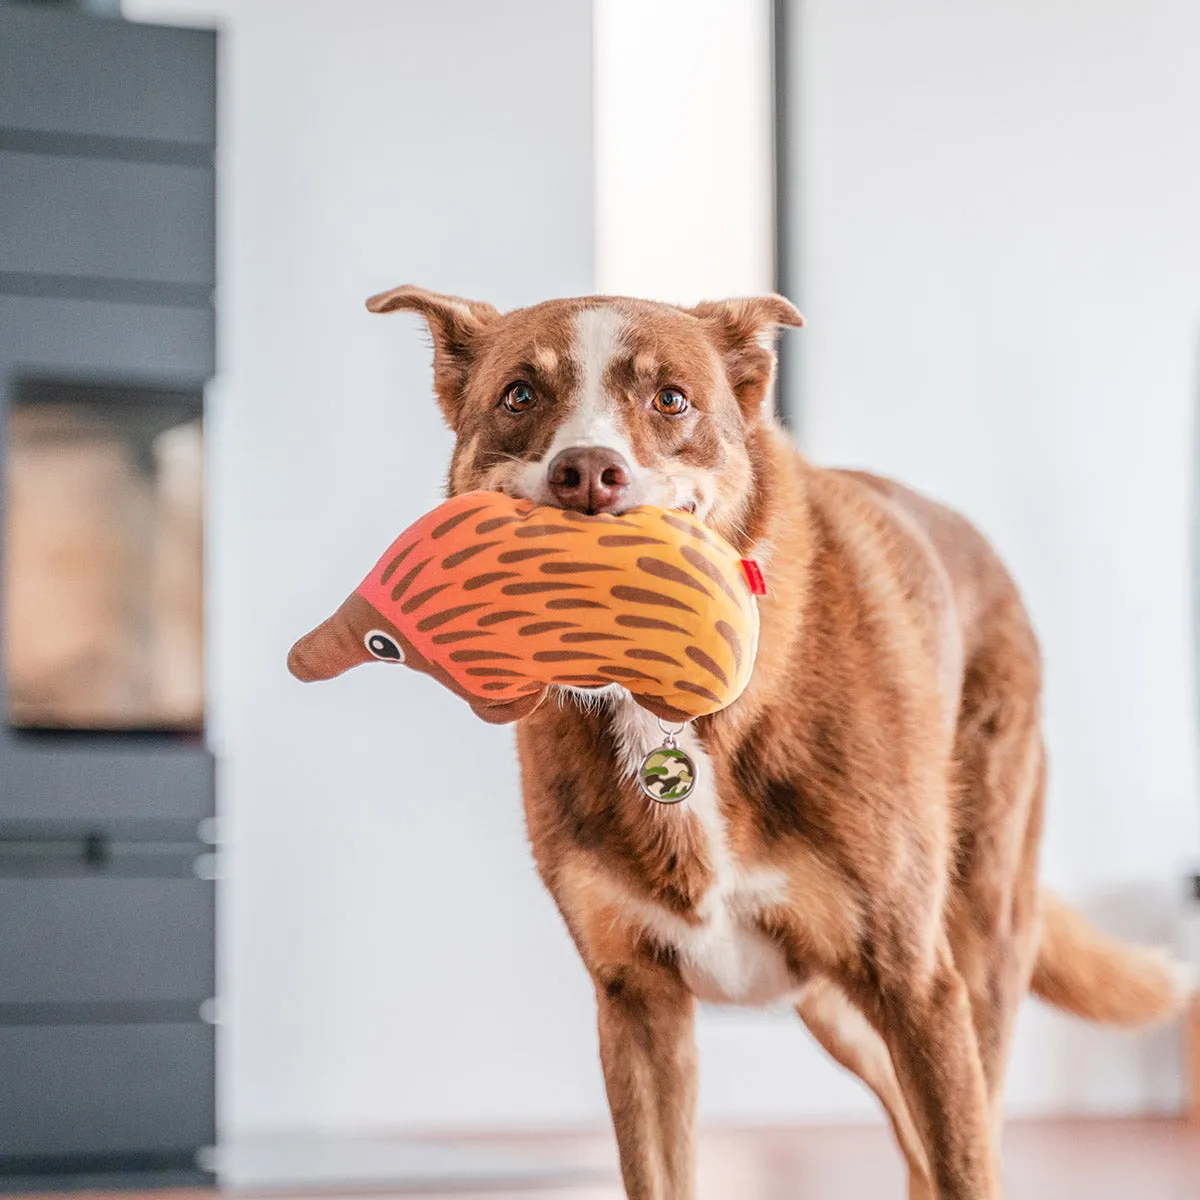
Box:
0, 6, 216, 1188
2, 743, 215, 824
0, 151, 215, 288
0, 296, 214, 382
0, 877, 214, 1007
0, 6, 215, 145
0, 1024, 215, 1161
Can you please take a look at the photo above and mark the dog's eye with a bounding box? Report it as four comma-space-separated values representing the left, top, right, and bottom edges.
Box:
502, 382, 538, 414
653, 387, 689, 416
364, 630, 404, 662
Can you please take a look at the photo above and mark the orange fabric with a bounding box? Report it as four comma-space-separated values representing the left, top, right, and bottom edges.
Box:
288, 492, 760, 724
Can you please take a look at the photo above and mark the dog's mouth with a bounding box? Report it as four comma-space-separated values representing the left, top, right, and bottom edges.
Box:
482, 451, 713, 522
495, 481, 703, 518
533, 494, 701, 519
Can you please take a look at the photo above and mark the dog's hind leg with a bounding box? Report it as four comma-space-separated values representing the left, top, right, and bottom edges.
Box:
798, 979, 934, 1200
861, 945, 1001, 1200
947, 651, 1046, 1130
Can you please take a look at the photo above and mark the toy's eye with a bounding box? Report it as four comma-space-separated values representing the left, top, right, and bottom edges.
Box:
365, 630, 404, 662
502, 382, 538, 413
653, 387, 688, 415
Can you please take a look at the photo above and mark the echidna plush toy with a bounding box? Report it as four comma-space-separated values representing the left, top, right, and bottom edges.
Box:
288, 492, 763, 730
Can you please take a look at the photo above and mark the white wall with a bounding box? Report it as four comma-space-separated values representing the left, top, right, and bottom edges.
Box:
126, 0, 601, 1138
595, 0, 774, 303
784, 0, 1200, 1115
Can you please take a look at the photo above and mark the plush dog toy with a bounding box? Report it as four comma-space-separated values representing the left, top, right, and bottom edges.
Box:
287, 491, 761, 726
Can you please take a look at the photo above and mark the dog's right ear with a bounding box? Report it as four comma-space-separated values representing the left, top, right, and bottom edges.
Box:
366, 285, 501, 429
687, 295, 804, 423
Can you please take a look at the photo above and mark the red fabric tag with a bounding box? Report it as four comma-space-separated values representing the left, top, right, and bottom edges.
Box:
740, 559, 766, 596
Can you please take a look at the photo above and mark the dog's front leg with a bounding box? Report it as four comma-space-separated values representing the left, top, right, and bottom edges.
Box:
594, 960, 697, 1200
866, 949, 1000, 1200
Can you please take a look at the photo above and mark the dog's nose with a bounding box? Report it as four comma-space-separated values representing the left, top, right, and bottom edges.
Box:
547, 446, 631, 514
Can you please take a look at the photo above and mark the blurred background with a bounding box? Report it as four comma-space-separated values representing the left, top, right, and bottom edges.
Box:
1, 0, 1199, 1196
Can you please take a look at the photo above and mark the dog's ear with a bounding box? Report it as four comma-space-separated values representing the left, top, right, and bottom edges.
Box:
366, 285, 502, 429
687, 295, 804, 422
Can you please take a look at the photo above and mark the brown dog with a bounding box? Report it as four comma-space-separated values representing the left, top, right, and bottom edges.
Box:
367, 284, 1191, 1200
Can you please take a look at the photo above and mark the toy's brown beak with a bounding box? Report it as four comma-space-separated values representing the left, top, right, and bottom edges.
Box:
287, 611, 369, 681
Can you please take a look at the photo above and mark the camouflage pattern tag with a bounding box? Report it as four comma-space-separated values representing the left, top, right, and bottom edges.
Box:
638, 745, 697, 804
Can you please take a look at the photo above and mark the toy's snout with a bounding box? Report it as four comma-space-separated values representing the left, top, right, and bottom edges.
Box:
287, 616, 367, 681
287, 594, 400, 682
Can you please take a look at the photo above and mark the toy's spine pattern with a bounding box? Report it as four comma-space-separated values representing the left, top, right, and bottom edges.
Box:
364, 498, 754, 718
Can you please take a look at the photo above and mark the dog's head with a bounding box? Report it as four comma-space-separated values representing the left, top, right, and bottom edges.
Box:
367, 287, 803, 548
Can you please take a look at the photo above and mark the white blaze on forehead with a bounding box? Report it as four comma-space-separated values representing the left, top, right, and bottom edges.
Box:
550, 306, 633, 454
574, 306, 626, 407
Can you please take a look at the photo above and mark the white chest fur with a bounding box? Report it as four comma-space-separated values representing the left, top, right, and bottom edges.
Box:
596, 691, 801, 1007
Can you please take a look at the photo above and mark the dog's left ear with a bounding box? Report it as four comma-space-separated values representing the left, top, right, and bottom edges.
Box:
366, 284, 502, 429
688, 295, 804, 421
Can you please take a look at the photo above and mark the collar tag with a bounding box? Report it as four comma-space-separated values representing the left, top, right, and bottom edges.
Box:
740, 559, 767, 596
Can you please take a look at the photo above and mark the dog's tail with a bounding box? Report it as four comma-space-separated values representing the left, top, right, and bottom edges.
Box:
1031, 890, 1194, 1026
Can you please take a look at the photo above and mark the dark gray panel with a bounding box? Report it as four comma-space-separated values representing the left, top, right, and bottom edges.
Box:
0, 1164, 210, 1189
0, 296, 214, 384
0, 744, 215, 823
0, 152, 214, 286
0, 878, 213, 1006
0, 1023, 214, 1158
0, 8, 216, 146
773, 0, 804, 428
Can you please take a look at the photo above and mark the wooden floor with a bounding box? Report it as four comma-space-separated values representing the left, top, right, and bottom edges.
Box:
19, 1119, 1200, 1199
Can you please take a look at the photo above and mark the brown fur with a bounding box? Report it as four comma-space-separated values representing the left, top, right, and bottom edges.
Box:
1032, 891, 1187, 1025
369, 285, 1191, 1200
